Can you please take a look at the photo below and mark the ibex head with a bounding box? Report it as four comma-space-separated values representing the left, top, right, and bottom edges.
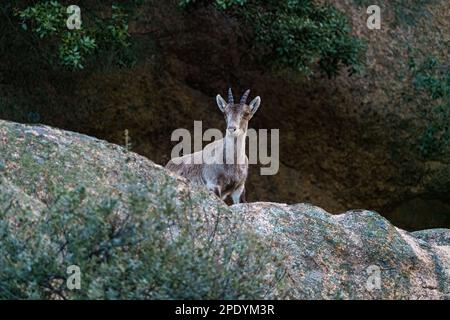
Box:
216, 88, 261, 137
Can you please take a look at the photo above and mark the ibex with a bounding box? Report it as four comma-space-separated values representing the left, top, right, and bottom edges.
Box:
165, 88, 261, 204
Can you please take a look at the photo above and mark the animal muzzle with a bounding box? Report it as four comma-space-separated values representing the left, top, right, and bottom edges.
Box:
227, 126, 237, 133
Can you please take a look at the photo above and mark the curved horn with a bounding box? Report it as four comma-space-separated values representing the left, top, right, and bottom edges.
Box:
240, 89, 251, 106
228, 88, 234, 105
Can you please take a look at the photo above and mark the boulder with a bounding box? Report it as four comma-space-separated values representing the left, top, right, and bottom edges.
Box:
234, 202, 450, 299
0, 120, 448, 299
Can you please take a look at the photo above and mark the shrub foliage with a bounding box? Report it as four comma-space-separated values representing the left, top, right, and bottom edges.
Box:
8, 0, 363, 76
180, 0, 365, 77
12, 1, 135, 70
409, 53, 450, 157
0, 177, 283, 299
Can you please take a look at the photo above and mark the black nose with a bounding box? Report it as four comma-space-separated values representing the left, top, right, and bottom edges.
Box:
228, 126, 237, 132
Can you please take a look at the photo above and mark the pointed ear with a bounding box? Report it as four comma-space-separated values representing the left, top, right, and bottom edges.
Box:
249, 96, 261, 115
216, 94, 227, 112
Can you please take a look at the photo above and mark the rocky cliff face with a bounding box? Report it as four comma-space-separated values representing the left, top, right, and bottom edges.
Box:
234, 202, 450, 299
0, 120, 448, 299
2, 1, 449, 230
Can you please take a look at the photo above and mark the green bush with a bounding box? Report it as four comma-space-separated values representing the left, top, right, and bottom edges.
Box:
15, 1, 133, 70
0, 177, 283, 299
409, 53, 450, 157
180, 0, 365, 77
9, 0, 364, 76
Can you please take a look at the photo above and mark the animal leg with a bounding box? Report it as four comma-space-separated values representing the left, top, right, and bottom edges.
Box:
206, 182, 221, 199
239, 187, 246, 203
231, 184, 245, 204
214, 186, 222, 199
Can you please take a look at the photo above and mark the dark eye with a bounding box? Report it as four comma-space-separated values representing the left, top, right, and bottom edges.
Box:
244, 111, 251, 117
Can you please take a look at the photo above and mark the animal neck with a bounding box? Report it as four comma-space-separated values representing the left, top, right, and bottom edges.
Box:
223, 129, 247, 165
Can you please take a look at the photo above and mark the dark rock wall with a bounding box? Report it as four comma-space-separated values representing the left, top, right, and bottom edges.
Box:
1, 0, 449, 230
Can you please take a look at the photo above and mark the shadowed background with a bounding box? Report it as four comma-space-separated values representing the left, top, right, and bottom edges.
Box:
0, 0, 449, 230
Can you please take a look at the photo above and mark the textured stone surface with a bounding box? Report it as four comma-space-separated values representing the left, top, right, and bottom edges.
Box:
234, 202, 450, 299
0, 120, 449, 299
2, 1, 450, 230
413, 229, 450, 246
